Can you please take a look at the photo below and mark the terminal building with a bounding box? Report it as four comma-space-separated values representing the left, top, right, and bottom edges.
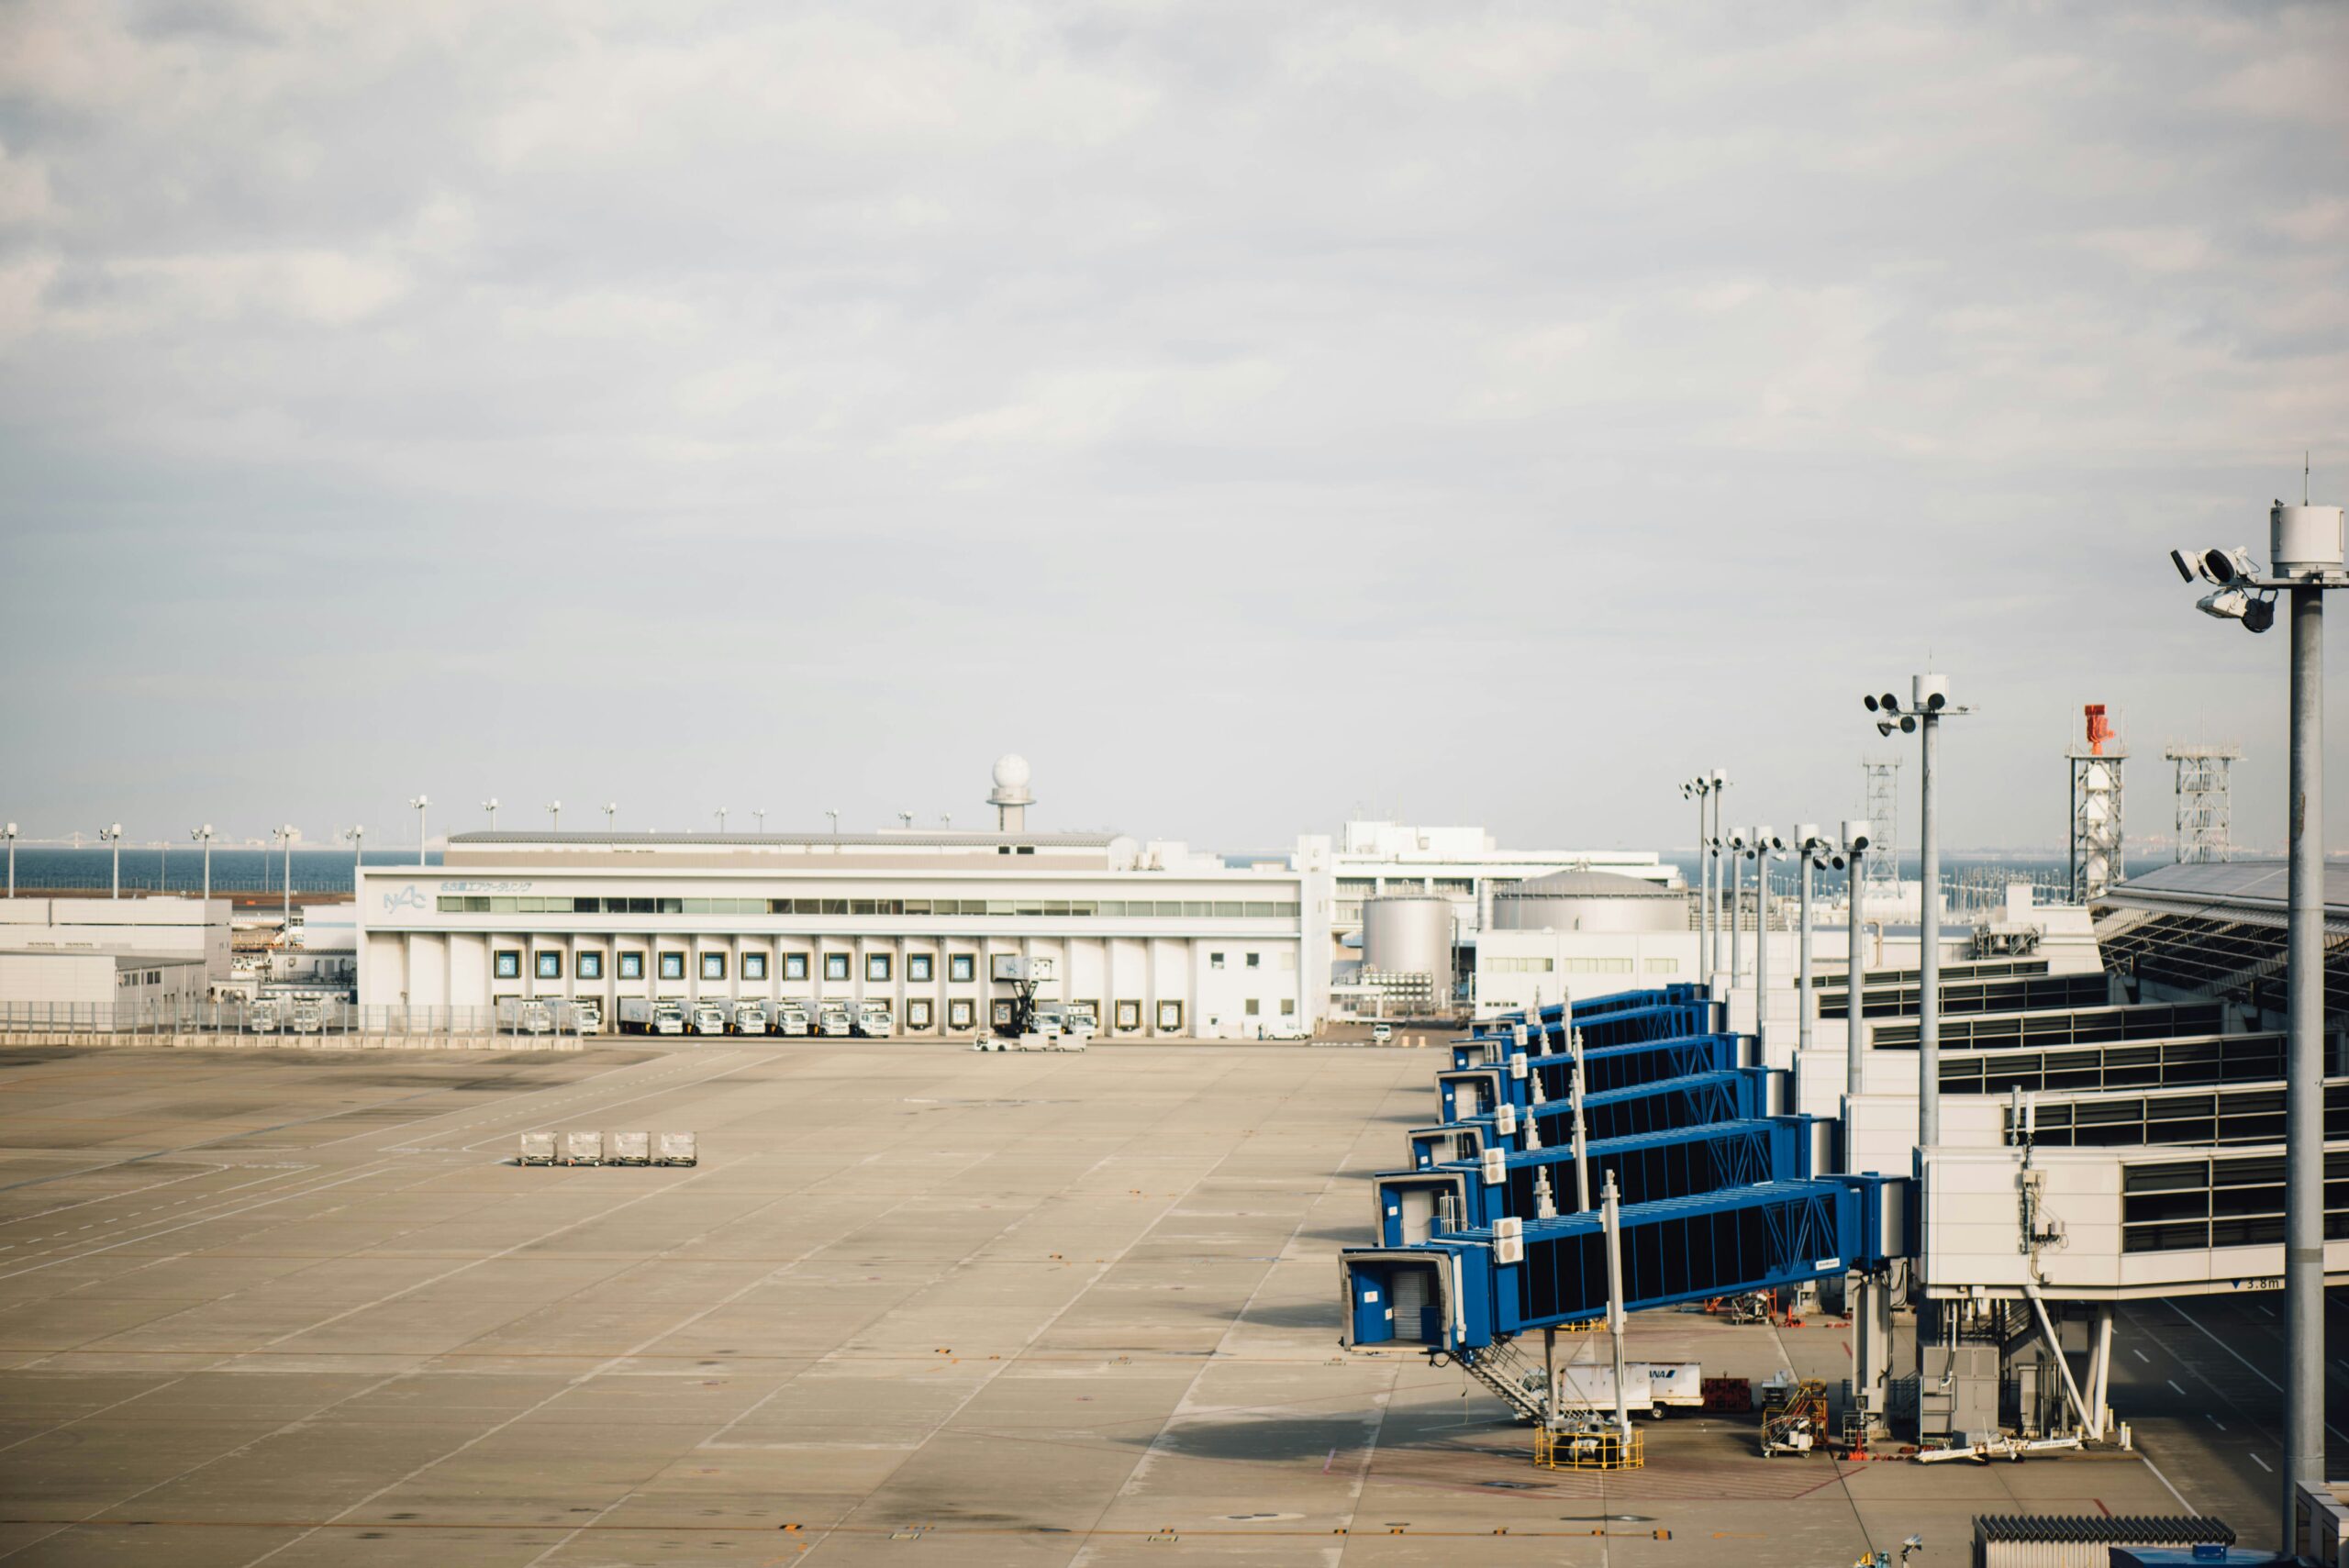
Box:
358, 759, 1318, 1038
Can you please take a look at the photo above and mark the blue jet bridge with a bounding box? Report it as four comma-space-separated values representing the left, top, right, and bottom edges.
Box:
1373, 1113, 1817, 1246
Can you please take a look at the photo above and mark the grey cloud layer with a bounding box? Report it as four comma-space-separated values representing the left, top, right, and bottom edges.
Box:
1, 2, 2343, 851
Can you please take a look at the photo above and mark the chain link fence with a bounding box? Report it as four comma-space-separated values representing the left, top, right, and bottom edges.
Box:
0, 997, 601, 1048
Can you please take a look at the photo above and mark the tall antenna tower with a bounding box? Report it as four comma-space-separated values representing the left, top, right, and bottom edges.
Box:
1862, 759, 1900, 900
2165, 743, 2242, 862
2066, 704, 2126, 902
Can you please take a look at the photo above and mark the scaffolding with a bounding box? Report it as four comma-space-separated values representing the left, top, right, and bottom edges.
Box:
1862, 760, 1899, 901
2066, 705, 2126, 902
2166, 743, 2242, 863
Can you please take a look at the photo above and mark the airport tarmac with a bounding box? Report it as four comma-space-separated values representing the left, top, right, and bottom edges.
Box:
0, 1040, 2282, 1565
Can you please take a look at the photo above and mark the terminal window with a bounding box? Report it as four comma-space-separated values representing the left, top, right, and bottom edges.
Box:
1209, 951, 1225, 969
950, 953, 975, 982
867, 953, 891, 983
494, 951, 521, 980
948, 998, 975, 1029
907, 953, 933, 982
906, 999, 933, 1029
700, 953, 726, 982
535, 952, 562, 981
825, 953, 851, 982
1246, 952, 1260, 968
659, 952, 685, 981
783, 952, 809, 981
743, 953, 768, 981
618, 952, 644, 980
1244, 998, 1260, 1016
578, 952, 605, 980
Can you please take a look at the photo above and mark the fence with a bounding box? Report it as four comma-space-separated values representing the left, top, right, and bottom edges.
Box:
0, 997, 598, 1049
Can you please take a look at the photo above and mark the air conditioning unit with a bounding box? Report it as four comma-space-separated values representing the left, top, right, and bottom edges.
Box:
1482, 1149, 1507, 1186
1494, 1105, 1518, 1137
1509, 1052, 1530, 1080
1494, 1216, 1524, 1264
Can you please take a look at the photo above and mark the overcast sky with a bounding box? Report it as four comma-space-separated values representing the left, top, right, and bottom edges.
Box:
2, 3, 2344, 857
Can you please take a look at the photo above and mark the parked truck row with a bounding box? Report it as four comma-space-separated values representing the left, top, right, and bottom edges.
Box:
610, 997, 886, 1037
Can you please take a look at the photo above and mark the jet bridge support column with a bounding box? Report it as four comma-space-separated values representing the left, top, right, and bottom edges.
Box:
1850, 1271, 1891, 1437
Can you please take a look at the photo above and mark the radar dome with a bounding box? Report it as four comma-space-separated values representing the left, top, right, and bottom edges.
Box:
993, 754, 1031, 791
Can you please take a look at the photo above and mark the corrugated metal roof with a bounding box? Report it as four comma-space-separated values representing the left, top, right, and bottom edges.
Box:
1500, 869, 1682, 899
447, 829, 1121, 850
1972, 1514, 2232, 1544
2101, 857, 2349, 919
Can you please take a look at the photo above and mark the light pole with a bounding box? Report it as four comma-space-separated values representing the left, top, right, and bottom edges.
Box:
898, 810, 915, 829
4, 823, 16, 899
349, 825, 364, 882
100, 824, 123, 898
1792, 826, 1843, 1056
484, 797, 500, 829
2167, 498, 2343, 1532
1681, 776, 1716, 988
753, 808, 766, 834
715, 806, 728, 833
410, 795, 430, 866
193, 825, 214, 903
272, 825, 295, 927
1863, 677, 1971, 1150
1726, 827, 1749, 985
603, 802, 618, 832
547, 800, 562, 833
1842, 820, 1872, 1104
825, 808, 840, 836
1746, 828, 1783, 1049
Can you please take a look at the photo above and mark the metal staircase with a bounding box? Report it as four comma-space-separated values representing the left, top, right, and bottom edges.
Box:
1456, 1340, 1548, 1423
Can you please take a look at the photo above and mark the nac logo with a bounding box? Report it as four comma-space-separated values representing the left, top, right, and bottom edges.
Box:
382, 886, 429, 914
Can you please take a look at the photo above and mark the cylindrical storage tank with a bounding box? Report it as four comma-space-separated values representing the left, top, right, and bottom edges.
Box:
1490, 870, 1689, 934
1363, 895, 1455, 984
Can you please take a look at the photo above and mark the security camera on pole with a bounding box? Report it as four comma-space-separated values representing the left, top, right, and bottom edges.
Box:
1841, 820, 1873, 1104
1860, 678, 1971, 1151
1726, 827, 1750, 986
1792, 826, 1844, 1056
100, 824, 124, 898
1746, 828, 1784, 1051
1680, 775, 1722, 990
2166, 494, 2344, 1535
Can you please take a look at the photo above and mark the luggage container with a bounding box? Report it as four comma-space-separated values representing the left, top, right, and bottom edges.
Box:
656, 1131, 698, 1166
1553, 1361, 1705, 1420
562, 1130, 605, 1165
518, 1131, 556, 1165
608, 1131, 651, 1165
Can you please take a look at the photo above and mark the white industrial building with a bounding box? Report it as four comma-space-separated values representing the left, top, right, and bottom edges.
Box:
0, 896, 231, 981
0, 949, 209, 1027
359, 760, 1319, 1038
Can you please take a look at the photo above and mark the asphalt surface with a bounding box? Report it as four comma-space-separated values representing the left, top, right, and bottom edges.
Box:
0, 1039, 2266, 1565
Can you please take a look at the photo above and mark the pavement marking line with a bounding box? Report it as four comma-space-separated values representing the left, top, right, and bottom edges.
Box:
2166, 1379, 2186, 1396
1057, 1061, 1392, 1568
0, 1163, 327, 1270
2168, 1297, 2349, 1446
2251, 1452, 2273, 1473
2138, 1453, 2193, 1511
2132, 1348, 2149, 1363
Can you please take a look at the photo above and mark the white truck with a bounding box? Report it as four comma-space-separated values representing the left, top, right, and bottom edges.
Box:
732, 1000, 769, 1035
516, 1000, 554, 1035
774, 1000, 811, 1037
290, 1000, 325, 1034
248, 1000, 279, 1034
569, 997, 603, 1034
817, 1001, 854, 1038
854, 1001, 893, 1039
1552, 1361, 1705, 1421
618, 998, 686, 1036
689, 1001, 729, 1036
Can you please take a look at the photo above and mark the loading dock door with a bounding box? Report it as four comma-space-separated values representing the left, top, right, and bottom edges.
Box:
1397, 1186, 1437, 1246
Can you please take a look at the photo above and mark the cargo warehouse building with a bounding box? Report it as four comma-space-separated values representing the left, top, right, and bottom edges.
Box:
357, 790, 1316, 1037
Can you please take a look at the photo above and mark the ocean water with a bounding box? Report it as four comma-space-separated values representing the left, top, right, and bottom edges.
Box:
4, 848, 439, 897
